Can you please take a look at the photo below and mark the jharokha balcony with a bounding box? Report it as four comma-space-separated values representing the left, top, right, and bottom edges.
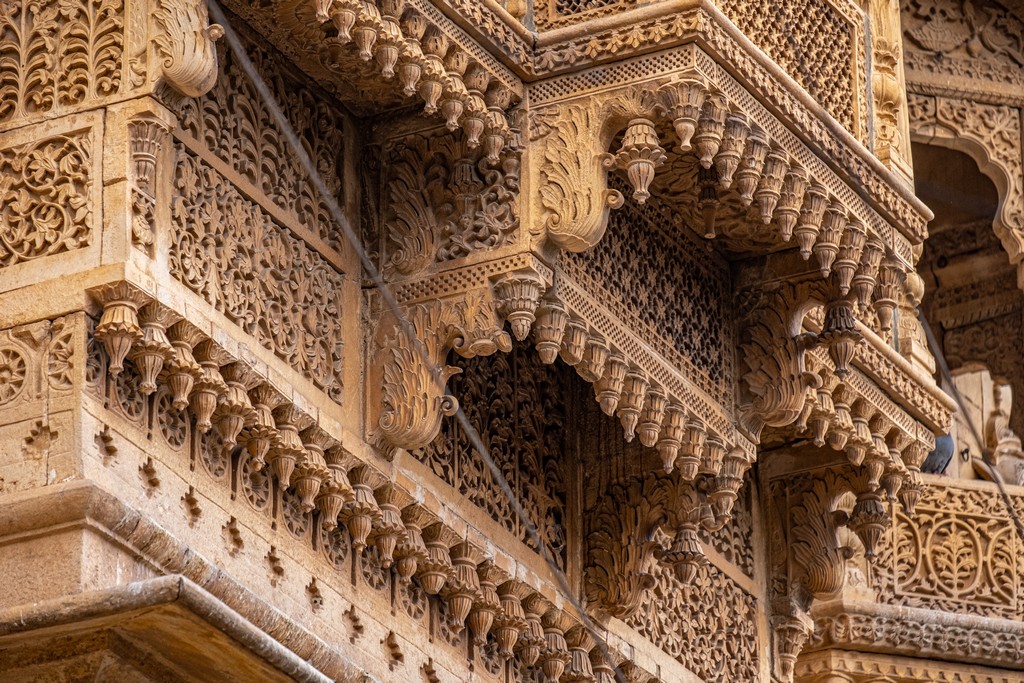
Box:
0, 0, 1022, 681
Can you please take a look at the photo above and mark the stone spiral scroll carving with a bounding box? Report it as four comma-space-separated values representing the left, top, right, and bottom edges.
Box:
153, 0, 223, 98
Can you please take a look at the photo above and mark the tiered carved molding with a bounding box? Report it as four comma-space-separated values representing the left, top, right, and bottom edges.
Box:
82, 281, 666, 682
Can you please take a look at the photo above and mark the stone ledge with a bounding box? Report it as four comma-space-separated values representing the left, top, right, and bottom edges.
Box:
0, 574, 335, 683
0, 480, 368, 682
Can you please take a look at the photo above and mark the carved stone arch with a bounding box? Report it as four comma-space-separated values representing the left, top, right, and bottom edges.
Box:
908, 95, 1024, 277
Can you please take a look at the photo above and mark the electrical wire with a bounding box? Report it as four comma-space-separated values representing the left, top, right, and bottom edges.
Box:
203, 2, 629, 680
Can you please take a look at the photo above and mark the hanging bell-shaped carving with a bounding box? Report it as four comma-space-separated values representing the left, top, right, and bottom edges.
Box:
559, 319, 588, 366
709, 449, 748, 522
495, 273, 543, 343
539, 611, 573, 683
468, 563, 503, 646
351, 8, 380, 61
130, 303, 177, 395
311, 0, 334, 23
660, 522, 706, 586
616, 370, 649, 442
576, 334, 609, 383
591, 649, 618, 683
735, 128, 770, 205
656, 404, 686, 474
315, 469, 351, 532
833, 219, 867, 296
269, 406, 306, 488
341, 465, 383, 557
493, 581, 528, 659
593, 353, 628, 416
754, 149, 790, 225
443, 542, 481, 633
533, 298, 569, 364
164, 322, 204, 411
852, 236, 885, 312
899, 467, 924, 515
293, 427, 332, 513
677, 418, 707, 481
484, 82, 514, 163
214, 364, 257, 448
92, 282, 149, 377
563, 625, 596, 683
848, 490, 888, 559
815, 203, 847, 278
482, 108, 509, 165
418, 523, 456, 595
694, 93, 728, 169
659, 75, 708, 151
371, 484, 407, 568
614, 118, 667, 204
700, 435, 726, 477
774, 165, 809, 242
242, 385, 282, 471
394, 505, 431, 581
774, 613, 813, 683
881, 465, 904, 503
191, 341, 229, 435
714, 113, 750, 189
375, 26, 401, 80
793, 182, 829, 260
330, 0, 359, 42
518, 594, 548, 667
819, 299, 861, 378
398, 56, 423, 98
638, 386, 668, 448
874, 259, 903, 335
418, 65, 445, 114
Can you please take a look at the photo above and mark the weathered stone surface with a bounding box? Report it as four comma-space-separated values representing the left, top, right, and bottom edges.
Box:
0, 0, 1020, 681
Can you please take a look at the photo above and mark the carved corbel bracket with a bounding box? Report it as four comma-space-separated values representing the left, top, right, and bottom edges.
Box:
372, 261, 549, 452
375, 301, 462, 453
529, 102, 624, 252
583, 474, 670, 620
739, 284, 824, 440
152, 0, 224, 99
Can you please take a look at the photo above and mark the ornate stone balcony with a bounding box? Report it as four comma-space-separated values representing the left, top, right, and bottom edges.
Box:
793, 475, 1024, 681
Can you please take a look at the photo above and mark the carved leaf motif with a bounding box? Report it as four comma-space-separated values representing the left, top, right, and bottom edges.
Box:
790, 473, 853, 598
0, 134, 92, 266
57, 0, 123, 105
152, 0, 220, 98
536, 104, 623, 252
383, 133, 519, 276
584, 474, 670, 619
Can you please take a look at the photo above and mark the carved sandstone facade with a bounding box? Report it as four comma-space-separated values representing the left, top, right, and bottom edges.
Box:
0, 0, 1021, 681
